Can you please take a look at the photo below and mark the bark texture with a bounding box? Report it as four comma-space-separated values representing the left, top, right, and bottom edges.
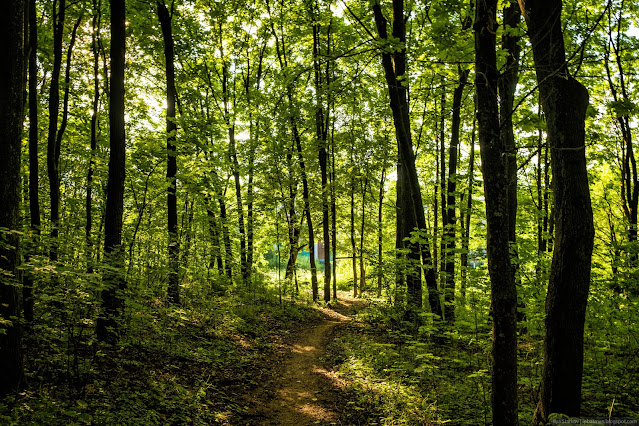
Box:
97, 0, 127, 344
0, 0, 25, 396
158, 1, 180, 303
519, 0, 595, 422
373, 0, 441, 318
475, 0, 519, 423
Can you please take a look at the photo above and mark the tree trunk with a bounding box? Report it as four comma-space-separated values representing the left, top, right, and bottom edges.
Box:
309, 2, 332, 302
331, 120, 338, 299
460, 114, 476, 301
24, 0, 40, 324
0, 0, 25, 395
373, 0, 440, 319
475, 0, 519, 423
443, 67, 470, 325
499, 0, 521, 269
47, 0, 65, 262
97, 0, 127, 344
204, 197, 224, 277
520, 0, 595, 422
218, 185, 233, 281
293, 122, 319, 302
378, 166, 386, 297
498, 1, 523, 328
86, 0, 102, 274
603, 8, 638, 271
350, 161, 358, 297
157, 0, 180, 304
359, 173, 369, 293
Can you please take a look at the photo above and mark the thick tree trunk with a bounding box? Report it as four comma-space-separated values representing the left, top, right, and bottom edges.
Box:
97, 0, 127, 344
0, 0, 25, 395
475, 0, 519, 424
157, 1, 180, 304
520, 0, 595, 422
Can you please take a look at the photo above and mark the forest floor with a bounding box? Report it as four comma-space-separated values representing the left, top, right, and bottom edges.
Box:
240, 294, 362, 425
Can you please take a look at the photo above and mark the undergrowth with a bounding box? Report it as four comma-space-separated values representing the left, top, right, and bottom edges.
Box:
0, 284, 323, 425
325, 290, 639, 425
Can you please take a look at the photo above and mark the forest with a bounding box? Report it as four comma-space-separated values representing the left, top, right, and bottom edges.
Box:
0, 0, 638, 424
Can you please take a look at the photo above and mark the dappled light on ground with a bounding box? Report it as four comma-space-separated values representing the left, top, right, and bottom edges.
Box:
245, 294, 359, 425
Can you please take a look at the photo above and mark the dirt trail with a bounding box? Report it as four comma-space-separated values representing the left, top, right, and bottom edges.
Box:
246, 296, 358, 425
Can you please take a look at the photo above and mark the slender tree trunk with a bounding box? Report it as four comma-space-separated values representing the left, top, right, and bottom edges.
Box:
0, 0, 26, 395
331, 120, 338, 299
293, 121, 319, 301
443, 67, 469, 325
475, 0, 518, 423
157, 0, 180, 304
97, 0, 126, 344
284, 199, 300, 283
350, 163, 358, 297
217, 42, 248, 288
218, 185, 233, 281
283, 141, 300, 285
378, 167, 386, 297
47, 0, 65, 262
521, 1, 595, 422
460, 114, 476, 300
309, 2, 332, 302
359, 174, 369, 293
86, 0, 102, 274
439, 89, 447, 291
204, 197, 224, 276
603, 11, 638, 267
24, 0, 40, 324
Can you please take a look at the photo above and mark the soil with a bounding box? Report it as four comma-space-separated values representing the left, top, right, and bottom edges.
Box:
242, 295, 360, 425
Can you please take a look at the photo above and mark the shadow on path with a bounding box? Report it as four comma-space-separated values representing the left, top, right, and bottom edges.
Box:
245, 295, 360, 425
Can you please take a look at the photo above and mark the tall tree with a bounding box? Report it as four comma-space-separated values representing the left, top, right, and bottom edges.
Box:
0, 0, 25, 396
603, 2, 638, 261
519, 0, 595, 422
499, 1, 521, 266
442, 64, 471, 325
475, 0, 518, 423
47, 0, 65, 262
86, 0, 104, 274
308, 0, 332, 302
372, 0, 441, 319
24, 0, 40, 324
97, 0, 127, 344
157, 0, 180, 303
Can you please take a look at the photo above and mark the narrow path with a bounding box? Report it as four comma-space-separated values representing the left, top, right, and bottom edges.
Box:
246, 296, 358, 425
